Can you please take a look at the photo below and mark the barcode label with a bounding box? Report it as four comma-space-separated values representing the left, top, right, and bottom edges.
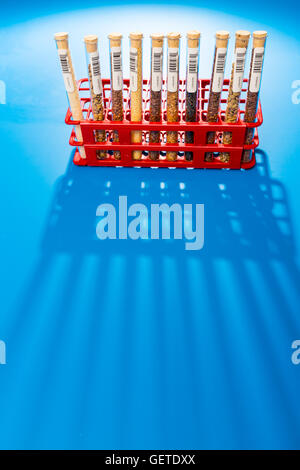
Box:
89, 51, 103, 96
249, 47, 264, 93
212, 47, 227, 93
130, 47, 138, 92
232, 47, 246, 93
58, 49, 74, 93
111, 46, 123, 91
151, 47, 163, 92
168, 47, 179, 92
187, 47, 199, 93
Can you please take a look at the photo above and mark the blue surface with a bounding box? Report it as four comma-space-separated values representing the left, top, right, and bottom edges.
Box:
0, 1, 300, 450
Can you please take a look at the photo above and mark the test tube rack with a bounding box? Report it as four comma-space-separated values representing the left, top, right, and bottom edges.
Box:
65, 78, 263, 169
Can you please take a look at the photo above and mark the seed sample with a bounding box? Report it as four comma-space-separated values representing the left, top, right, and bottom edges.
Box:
108, 33, 124, 160
166, 32, 181, 161
149, 33, 164, 161
84, 35, 106, 159
129, 32, 143, 160
242, 31, 267, 163
54, 32, 86, 159
220, 30, 250, 163
185, 30, 200, 161
205, 31, 229, 162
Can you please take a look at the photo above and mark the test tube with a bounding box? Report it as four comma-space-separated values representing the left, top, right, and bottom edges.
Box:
185, 30, 201, 161
84, 35, 106, 160
149, 33, 164, 161
129, 32, 143, 160
205, 31, 229, 162
54, 32, 86, 160
220, 30, 250, 163
166, 32, 181, 161
242, 31, 267, 163
108, 33, 124, 160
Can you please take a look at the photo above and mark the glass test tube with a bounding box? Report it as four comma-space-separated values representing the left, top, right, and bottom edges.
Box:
149, 33, 164, 161
108, 33, 124, 160
205, 31, 229, 162
242, 31, 267, 163
166, 32, 181, 162
129, 32, 143, 160
84, 35, 106, 160
220, 30, 250, 163
185, 30, 201, 161
54, 32, 86, 160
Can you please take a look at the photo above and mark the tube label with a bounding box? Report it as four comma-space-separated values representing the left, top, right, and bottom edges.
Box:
232, 47, 246, 93
130, 47, 138, 92
111, 46, 123, 91
58, 49, 74, 93
151, 47, 163, 92
89, 51, 103, 96
187, 47, 199, 93
249, 47, 264, 93
212, 47, 227, 93
167, 47, 179, 92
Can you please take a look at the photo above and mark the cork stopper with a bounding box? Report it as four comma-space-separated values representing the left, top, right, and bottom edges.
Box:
151, 33, 164, 48
54, 32, 69, 49
167, 32, 181, 40
167, 32, 181, 47
84, 35, 98, 53
108, 32, 123, 40
108, 32, 123, 48
253, 30, 267, 48
54, 32, 68, 41
235, 30, 250, 48
130, 32, 143, 49
253, 31, 268, 39
151, 33, 164, 40
187, 30, 201, 40
129, 32, 143, 40
216, 30, 230, 48
187, 30, 200, 48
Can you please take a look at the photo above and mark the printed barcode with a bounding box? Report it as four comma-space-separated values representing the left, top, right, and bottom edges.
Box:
188, 53, 198, 74
253, 52, 264, 73
91, 55, 101, 76
235, 52, 245, 73
59, 53, 70, 74
130, 51, 138, 72
168, 52, 178, 72
153, 52, 162, 72
215, 52, 226, 73
113, 52, 122, 72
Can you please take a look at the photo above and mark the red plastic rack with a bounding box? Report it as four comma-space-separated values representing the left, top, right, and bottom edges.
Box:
65, 78, 263, 169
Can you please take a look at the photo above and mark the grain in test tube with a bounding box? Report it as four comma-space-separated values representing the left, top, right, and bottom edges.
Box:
166, 32, 181, 161
108, 33, 124, 160
242, 31, 267, 163
54, 32, 86, 160
205, 31, 229, 162
149, 33, 164, 161
220, 31, 250, 163
129, 32, 143, 160
185, 30, 200, 161
84, 35, 106, 160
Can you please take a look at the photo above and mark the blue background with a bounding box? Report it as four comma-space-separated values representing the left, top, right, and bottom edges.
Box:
0, 0, 300, 450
